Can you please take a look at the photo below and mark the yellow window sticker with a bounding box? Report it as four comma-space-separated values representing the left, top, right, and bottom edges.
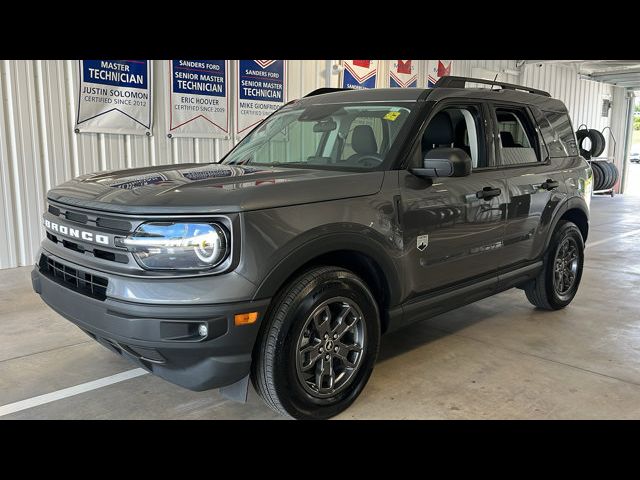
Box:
383, 111, 401, 121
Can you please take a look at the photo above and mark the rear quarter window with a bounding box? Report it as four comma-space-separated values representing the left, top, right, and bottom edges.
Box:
532, 108, 578, 157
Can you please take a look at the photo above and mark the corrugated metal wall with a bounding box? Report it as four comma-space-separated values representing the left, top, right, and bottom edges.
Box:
0, 60, 332, 269
0, 60, 628, 269
521, 63, 616, 150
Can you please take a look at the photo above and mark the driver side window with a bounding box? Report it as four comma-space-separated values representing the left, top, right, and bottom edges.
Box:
340, 117, 385, 161
421, 105, 486, 169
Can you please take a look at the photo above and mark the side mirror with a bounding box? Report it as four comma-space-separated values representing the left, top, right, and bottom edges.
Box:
411, 148, 472, 178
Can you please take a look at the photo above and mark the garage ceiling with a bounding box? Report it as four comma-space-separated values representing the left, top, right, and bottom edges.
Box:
522, 61, 640, 90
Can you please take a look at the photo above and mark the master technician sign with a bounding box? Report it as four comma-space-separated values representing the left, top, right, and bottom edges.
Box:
236, 60, 286, 136
76, 60, 153, 135
169, 60, 229, 138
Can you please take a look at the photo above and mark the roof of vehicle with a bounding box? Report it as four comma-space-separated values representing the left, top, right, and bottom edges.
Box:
297, 81, 569, 113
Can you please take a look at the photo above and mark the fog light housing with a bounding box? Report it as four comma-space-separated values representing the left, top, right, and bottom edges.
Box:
198, 323, 208, 337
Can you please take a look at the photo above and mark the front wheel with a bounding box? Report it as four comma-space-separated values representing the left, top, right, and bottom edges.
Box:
525, 220, 584, 310
251, 266, 380, 419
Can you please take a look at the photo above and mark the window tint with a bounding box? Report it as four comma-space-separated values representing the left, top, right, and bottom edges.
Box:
495, 107, 540, 165
421, 105, 487, 168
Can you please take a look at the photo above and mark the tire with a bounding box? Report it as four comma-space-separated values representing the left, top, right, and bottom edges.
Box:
576, 129, 605, 159
576, 130, 592, 159
251, 266, 381, 419
591, 161, 605, 190
525, 220, 584, 310
600, 162, 612, 190
609, 163, 620, 188
590, 130, 606, 158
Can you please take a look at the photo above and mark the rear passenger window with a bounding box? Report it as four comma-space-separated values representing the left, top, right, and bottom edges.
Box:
495, 107, 541, 165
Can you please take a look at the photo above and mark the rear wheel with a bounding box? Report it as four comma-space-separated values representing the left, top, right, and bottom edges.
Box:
525, 220, 584, 310
252, 266, 380, 419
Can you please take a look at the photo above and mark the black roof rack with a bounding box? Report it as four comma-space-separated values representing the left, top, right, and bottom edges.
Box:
434, 75, 550, 97
304, 87, 353, 97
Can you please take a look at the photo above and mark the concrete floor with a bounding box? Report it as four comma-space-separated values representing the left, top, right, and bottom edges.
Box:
1, 194, 640, 419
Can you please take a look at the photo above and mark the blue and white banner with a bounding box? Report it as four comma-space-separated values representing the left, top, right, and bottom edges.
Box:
76, 60, 153, 135
389, 60, 417, 88
341, 60, 378, 89
236, 60, 286, 136
168, 60, 229, 139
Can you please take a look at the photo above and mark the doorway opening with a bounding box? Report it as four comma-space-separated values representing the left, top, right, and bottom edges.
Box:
624, 96, 640, 195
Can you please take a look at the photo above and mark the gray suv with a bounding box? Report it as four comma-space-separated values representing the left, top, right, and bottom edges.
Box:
32, 76, 592, 419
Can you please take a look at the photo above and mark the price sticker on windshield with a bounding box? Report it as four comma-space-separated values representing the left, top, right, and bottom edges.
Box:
383, 111, 401, 121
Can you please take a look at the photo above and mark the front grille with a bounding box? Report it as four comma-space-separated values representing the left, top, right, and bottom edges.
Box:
38, 254, 108, 301
47, 203, 132, 232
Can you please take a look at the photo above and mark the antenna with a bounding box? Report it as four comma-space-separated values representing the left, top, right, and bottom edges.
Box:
490, 73, 499, 90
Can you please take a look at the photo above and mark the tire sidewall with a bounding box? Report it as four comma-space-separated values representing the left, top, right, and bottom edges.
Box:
272, 270, 380, 419
545, 222, 584, 308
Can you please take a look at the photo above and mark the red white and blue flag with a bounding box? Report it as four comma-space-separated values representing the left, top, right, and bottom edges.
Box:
389, 60, 417, 88
342, 60, 378, 89
427, 60, 452, 88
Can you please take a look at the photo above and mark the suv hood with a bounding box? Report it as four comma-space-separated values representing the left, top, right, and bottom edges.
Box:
47, 163, 385, 214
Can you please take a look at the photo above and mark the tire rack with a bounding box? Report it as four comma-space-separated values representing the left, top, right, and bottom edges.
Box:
589, 127, 617, 198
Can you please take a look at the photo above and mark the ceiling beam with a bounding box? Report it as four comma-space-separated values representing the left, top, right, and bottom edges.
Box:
589, 67, 640, 79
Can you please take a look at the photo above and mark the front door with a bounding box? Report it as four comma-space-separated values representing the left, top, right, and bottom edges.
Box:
400, 102, 508, 300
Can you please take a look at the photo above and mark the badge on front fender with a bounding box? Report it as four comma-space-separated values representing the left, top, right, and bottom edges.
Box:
417, 234, 429, 252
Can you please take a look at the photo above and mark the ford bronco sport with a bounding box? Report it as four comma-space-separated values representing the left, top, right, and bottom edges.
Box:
32, 76, 592, 419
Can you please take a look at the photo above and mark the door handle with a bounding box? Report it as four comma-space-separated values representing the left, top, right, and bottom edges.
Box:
476, 186, 501, 200
540, 179, 560, 190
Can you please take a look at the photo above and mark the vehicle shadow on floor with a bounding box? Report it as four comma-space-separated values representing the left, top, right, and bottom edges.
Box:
376, 298, 521, 364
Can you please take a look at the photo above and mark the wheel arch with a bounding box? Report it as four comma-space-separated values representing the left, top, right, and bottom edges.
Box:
546, 196, 590, 250
252, 233, 401, 333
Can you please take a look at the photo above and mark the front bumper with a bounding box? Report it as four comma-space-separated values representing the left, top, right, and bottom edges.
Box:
31, 262, 270, 392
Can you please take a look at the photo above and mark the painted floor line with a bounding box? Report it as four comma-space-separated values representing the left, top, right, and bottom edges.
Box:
586, 227, 640, 249
0, 368, 148, 418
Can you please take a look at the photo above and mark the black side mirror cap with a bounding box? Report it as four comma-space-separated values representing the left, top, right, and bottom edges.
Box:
411, 147, 472, 178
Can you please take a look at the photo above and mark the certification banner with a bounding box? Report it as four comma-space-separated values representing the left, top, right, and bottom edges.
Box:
389, 60, 417, 88
342, 60, 377, 89
236, 60, 286, 136
168, 60, 229, 139
76, 60, 153, 135
427, 60, 452, 87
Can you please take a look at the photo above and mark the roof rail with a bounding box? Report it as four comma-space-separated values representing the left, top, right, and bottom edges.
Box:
304, 87, 353, 97
434, 75, 550, 97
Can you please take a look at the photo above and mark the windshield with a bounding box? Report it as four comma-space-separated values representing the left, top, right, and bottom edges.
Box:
222, 102, 416, 170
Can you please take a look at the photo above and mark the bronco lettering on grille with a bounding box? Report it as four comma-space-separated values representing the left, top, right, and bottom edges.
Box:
44, 218, 109, 246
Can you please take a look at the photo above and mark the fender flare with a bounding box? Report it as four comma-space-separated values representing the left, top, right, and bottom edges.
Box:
543, 195, 590, 252
252, 231, 402, 306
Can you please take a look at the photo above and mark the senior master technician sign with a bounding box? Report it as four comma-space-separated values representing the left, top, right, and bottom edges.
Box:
169, 60, 229, 138
236, 60, 286, 136
76, 60, 153, 135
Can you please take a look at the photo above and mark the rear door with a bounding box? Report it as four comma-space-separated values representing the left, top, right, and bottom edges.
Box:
490, 103, 568, 270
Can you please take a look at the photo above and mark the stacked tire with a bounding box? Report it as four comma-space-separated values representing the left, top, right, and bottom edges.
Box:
576, 128, 606, 160
590, 161, 619, 191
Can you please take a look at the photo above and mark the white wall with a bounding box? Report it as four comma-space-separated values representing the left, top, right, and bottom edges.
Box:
0, 60, 331, 269
0, 60, 628, 269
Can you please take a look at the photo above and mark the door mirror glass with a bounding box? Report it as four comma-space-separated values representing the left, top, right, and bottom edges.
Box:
412, 147, 472, 178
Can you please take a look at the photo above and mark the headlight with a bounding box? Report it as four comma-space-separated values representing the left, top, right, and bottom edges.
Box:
123, 222, 229, 271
